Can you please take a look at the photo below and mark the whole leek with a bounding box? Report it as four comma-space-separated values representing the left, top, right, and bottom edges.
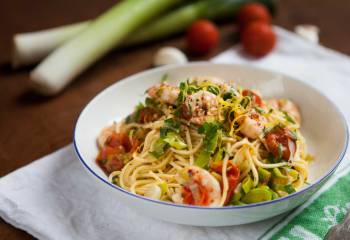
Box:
13, 0, 275, 68
30, 0, 180, 95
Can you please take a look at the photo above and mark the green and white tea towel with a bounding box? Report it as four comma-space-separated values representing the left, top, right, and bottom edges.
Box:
260, 165, 350, 239
0, 27, 350, 240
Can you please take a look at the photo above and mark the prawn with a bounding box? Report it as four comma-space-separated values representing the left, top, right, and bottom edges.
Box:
182, 90, 218, 125
147, 83, 179, 105
238, 111, 266, 139
173, 166, 222, 206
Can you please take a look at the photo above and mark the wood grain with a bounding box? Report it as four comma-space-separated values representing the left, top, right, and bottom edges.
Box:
1, 0, 350, 239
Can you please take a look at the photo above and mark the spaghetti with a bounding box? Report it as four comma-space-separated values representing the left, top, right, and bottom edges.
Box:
96, 76, 312, 206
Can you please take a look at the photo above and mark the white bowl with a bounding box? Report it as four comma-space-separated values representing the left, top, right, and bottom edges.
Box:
74, 63, 348, 226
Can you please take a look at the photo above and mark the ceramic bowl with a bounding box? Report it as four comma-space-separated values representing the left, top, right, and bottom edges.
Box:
74, 63, 348, 226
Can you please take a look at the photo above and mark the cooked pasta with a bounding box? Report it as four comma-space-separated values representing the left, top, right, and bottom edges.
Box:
96, 76, 312, 207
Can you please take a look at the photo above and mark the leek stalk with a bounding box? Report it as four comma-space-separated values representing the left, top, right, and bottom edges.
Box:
12, 22, 90, 68
13, 0, 275, 68
30, 0, 180, 95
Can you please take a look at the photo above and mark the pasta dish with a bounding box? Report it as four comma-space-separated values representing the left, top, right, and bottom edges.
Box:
96, 76, 312, 207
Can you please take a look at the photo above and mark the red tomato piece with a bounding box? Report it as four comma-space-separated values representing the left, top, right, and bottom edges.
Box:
225, 163, 240, 205
241, 22, 276, 57
106, 133, 125, 148
96, 131, 140, 175
210, 160, 240, 205
265, 127, 296, 160
106, 132, 139, 153
186, 20, 219, 54
96, 146, 125, 174
237, 3, 271, 27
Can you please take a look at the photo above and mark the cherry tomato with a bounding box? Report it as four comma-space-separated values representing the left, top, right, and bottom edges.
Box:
241, 21, 276, 57
242, 89, 263, 107
237, 3, 271, 27
265, 127, 296, 160
186, 20, 219, 54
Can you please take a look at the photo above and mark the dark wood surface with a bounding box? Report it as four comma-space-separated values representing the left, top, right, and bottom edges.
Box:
1, 0, 350, 239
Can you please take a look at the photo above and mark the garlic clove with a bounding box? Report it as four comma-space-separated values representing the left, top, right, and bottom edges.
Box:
153, 47, 188, 66
294, 24, 320, 44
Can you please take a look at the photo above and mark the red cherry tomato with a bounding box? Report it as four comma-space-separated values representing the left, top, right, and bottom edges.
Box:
237, 3, 271, 27
186, 20, 219, 54
241, 22, 276, 57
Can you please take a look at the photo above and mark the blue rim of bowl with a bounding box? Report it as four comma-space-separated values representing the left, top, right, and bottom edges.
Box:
73, 63, 349, 210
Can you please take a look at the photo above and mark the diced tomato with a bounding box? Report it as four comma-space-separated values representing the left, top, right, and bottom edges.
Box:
265, 127, 296, 160
125, 137, 140, 153
96, 146, 125, 174
105, 132, 139, 153
225, 164, 240, 205
106, 133, 125, 148
97, 146, 123, 161
210, 160, 240, 204
242, 89, 263, 107
96, 132, 140, 175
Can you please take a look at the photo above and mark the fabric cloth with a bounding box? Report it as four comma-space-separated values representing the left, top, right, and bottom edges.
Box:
1, 27, 350, 240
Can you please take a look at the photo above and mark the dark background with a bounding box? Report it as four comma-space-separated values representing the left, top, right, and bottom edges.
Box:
1, 0, 350, 238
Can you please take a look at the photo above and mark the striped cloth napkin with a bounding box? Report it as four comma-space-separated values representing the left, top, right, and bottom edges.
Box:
0, 27, 350, 240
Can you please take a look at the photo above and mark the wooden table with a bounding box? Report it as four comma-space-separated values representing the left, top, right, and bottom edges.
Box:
1, 0, 349, 238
